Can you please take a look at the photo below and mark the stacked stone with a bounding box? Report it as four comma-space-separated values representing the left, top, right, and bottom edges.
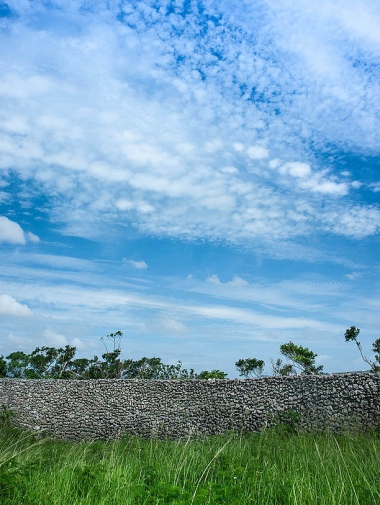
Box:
0, 373, 378, 441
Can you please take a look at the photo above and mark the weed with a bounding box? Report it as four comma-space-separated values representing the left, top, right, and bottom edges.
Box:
0, 429, 379, 504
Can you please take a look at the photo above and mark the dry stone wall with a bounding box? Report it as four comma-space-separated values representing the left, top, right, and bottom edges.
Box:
0, 373, 379, 441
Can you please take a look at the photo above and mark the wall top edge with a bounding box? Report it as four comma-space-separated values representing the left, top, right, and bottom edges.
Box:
0, 372, 378, 384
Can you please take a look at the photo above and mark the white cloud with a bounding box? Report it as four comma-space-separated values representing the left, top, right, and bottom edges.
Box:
2, 333, 33, 350
0, 216, 39, 245
325, 206, 380, 238
0, 294, 33, 317
43, 328, 68, 347
275, 163, 350, 196
123, 258, 148, 270
71, 337, 91, 351
116, 199, 134, 211
0, 216, 26, 244
158, 318, 187, 333
208, 275, 248, 288
370, 182, 380, 193
299, 177, 349, 196
207, 274, 221, 285
0, 0, 378, 261
233, 142, 245, 152
227, 276, 249, 287
247, 145, 269, 160
279, 162, 311, 178
345, 272, 361, 280
26, 232, 40, 243
269, 158, 282, 169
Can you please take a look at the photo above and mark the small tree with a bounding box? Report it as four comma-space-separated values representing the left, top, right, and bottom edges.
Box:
100, 330, 123, 353
235, 358, 265, 378
270, 358, 294, 377
277, 342, 323, 375
344, 326, 380, 372
91, 330, 124, 379
197, 370, 228, 379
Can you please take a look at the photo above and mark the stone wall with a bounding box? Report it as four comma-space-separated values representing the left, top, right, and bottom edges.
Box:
0, 373, 379, 441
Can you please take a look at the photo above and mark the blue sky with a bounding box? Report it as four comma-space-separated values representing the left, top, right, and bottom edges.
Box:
0, 0, 379, 377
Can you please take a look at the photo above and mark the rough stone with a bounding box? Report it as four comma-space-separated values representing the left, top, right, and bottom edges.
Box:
0, 373, 379, 441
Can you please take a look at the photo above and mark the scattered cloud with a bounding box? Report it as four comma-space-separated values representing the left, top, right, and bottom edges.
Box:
345, 272, 362, 280
247, 146, 269, 160
123, 258, 148, 270
42, 328, 68, 348
0, 294, 33, 317
370, 182, 380, 192
0, 0, 378, 256
324, 206, 380, 238
0, 216, 25, 244
207, 275, 221, 285
227, 277, 249, 287
207, 275, 248, 287
0, 0, 379, 375
0, 217, 39, 245
158, 318, 188, 333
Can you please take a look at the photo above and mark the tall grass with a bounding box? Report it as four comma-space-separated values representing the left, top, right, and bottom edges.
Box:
0, 424, 379, 504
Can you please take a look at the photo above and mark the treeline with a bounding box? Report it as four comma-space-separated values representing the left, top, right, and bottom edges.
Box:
0, 327, 378, 380
0, 332, 227, 380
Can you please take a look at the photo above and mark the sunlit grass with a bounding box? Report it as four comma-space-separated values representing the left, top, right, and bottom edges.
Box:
0, 424, 379, 504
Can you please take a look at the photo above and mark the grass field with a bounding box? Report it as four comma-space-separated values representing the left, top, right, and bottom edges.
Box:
0, 423, 379, 504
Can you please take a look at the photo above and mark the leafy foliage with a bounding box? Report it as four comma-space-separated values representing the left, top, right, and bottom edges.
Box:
121, 357, 197, 380
344, 326, 380, 372
196, 370, 228, 379
0, 331, 208, 380
235, 358, 265, 377
277, 341, 324, 375
0, 356, 6, 378
269, 409, 302, 435
0, 404, 14, 428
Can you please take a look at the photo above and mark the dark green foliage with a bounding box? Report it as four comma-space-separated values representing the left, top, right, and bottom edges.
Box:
122, 356, 165, 379
5, 351, 29, 378
373, 339, 380, 367
29, 345, 77, 378
235, 358, 265, 377
344, 325, 361, 343
5, 346, 78, 379
70, 465, 102, 499
196, 370, 228, 379
0, 356, 6, 378
0, 330, 199, 380
0, 404, 14, 428
269, 409, 302, 435
69, 357, 91, 379
0, 462, 26, 502
277, 341, 323, 375
344, 326, 380, 372
121, 357, 197, 379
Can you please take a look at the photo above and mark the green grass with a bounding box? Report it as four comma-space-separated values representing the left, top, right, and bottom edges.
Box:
0, 425, 379, 504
